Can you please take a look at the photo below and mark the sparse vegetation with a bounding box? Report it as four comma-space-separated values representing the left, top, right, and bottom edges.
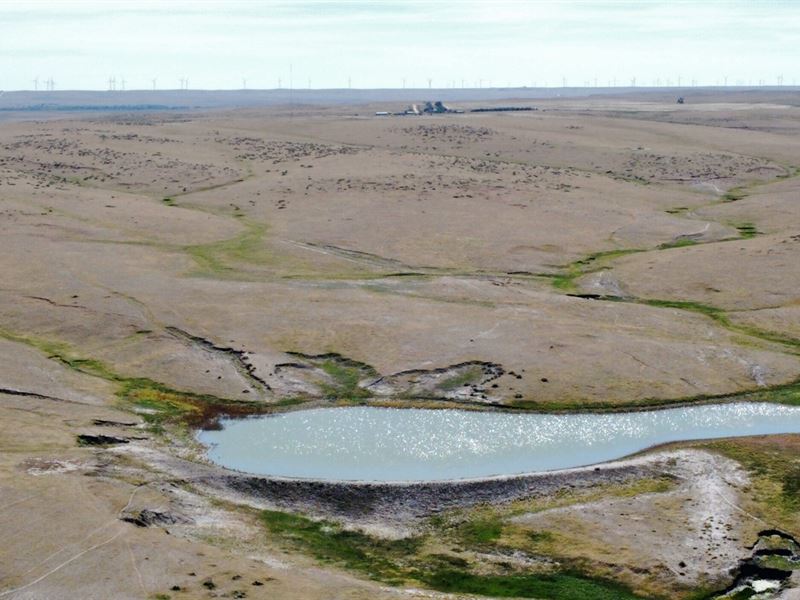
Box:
701, 436, 800, 529
437, 365, 483, 391
549, 248, 644, 291
638, 298, 729, 324
259, 509, 645, 598
511, 377, 800, 411
0, 327, 266, 432
318, 358, 372, 400
659, 238, 699, 249
783, 464, 800, 504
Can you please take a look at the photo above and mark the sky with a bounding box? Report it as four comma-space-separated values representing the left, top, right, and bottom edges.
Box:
1, 0, 799, 91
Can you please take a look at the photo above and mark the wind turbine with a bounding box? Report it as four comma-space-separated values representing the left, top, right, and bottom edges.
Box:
152, 78, 157, 90
33, 77, 39, 91
120, 77, 126, 91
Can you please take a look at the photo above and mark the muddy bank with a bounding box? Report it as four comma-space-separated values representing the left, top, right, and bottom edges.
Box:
132, 442, 657, 523
216, 463, 652, 520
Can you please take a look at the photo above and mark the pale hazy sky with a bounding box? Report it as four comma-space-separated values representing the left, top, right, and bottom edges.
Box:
1, 1, 799, 91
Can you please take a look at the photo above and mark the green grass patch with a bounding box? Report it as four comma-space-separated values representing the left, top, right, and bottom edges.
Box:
273, 396, 307, 408
783, 464, 800, 501
733, 222, 760, 238
549, 248, 644, 292
260, 510, 420, 583
755, 553, 800, 571
117, 377, 270, 431
454, 514, 504, 545
658, 238, 699, 249
551, 271, 580, 291
633, 298, 800, 354
628, 297, 800, 355
185, 221, 269, 276
723, 186, 748, 202
0, 328, 119, 380
437, 366, 483, 392
638, 298, 731, 326
318, 359, 373, 400
731, 324, 800, 354
526, 530, 556, 544
183, 220, 379, 281
417, 569, 644, 600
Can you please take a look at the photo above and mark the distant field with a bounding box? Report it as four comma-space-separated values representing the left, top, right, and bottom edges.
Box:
2, 90, 800, 599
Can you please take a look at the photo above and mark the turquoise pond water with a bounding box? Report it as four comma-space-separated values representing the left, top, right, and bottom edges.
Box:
197, 403, 800, 482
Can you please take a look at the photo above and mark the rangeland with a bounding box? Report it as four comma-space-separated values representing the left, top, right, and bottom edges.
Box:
1, 90, 799, 599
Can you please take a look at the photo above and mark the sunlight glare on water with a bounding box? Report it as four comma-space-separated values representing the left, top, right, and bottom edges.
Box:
197, 403, 800, 482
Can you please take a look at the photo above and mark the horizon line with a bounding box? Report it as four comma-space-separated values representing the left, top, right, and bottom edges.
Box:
3, 85, 799, 93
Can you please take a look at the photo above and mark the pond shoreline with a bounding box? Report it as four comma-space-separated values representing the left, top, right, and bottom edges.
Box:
132, 440, 661, 522
194, 382, 800, 431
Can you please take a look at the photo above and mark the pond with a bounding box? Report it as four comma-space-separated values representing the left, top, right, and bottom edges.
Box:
197, 403, 800, 482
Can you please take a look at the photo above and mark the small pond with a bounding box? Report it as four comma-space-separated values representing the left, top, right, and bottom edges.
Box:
197, 403, 800, 482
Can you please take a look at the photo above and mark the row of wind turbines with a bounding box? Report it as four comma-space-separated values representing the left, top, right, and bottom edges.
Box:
31, 77, 56, 91
28, 74, 794, 92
